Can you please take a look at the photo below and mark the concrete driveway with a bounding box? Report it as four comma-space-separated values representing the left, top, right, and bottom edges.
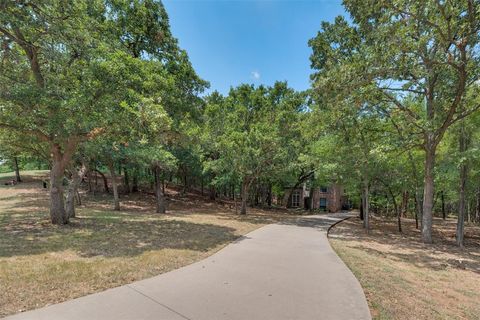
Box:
5, 212, 371, 320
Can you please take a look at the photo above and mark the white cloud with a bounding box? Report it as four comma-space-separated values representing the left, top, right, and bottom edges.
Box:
251, 71, 261, 80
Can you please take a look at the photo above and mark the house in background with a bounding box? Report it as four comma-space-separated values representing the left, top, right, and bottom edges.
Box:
284, 183, 348, 212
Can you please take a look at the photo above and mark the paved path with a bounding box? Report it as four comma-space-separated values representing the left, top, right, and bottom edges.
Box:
5, 212, 371, 320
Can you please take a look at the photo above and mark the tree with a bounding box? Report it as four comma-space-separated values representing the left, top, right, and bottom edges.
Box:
0, 0, 206, 224
309, 0, 480, 243
203, 83, 305, 214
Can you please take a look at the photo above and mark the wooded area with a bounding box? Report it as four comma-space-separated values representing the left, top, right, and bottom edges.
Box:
0, 0, 479, 248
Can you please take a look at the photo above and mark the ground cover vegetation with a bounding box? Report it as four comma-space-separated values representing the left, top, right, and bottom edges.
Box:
1, 0, 479, 318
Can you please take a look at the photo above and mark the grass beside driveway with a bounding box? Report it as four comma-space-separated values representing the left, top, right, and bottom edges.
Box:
0, 171, 295, 317
329, 216, 480, 320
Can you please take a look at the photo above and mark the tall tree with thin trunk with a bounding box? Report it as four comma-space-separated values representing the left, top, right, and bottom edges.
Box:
456, 121, 471, 247
108, 162, 120, 211
309, 0, 480, 243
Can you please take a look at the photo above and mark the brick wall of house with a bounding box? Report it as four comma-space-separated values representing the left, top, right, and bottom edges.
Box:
284, 183, 345, 212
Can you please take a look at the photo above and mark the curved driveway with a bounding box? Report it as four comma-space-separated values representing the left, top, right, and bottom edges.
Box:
5, 212, 371, 320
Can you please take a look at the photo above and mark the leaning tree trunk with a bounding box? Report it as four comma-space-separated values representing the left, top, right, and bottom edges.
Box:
65, 164, 87, 219
422, 142, 436, 244
456, 126, 469, 247
13, 156, 21, 182
240, 178, 250, 215
153, 166, 166, 213
95, 169, 109, 193
108, 163, 120, 211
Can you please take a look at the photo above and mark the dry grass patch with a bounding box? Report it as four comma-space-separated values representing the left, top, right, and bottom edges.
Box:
329, 216, 480, 320
0, 171, 296, 317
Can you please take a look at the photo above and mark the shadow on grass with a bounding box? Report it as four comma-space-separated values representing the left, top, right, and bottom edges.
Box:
0, 177, 296, 259
0, 209, 239, 258
85, 191, 296, 226
0, 183, 239, 258
331, 217, 480, 275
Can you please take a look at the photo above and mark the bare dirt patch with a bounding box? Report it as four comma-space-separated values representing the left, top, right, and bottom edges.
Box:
329, 216, 480, 319
0, 171, 296, 317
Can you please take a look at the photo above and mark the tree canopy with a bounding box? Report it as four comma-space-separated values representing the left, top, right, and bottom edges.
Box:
0, 0, 479, 247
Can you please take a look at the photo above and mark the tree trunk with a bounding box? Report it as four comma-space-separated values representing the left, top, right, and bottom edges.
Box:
234, 188, 238, 214
132, 169, 138, 193
467, 200, 472, 223
475, 186, 480, 223
422, 143, 436, 243
124, 167, 130, 194
363, 179, 369, 233
456, 126, 469, 247
50, 159, 67, 224
395, 197, 402, 233
441, 190, 446, 220
13, 156, 21, 182
153, 166, 166, 213
359, 191, 364, 220
65, 164, 87, 219
384, 182, 401, 232
108, 163, 120, 211
95, 169, 109, 193
76, 190, 81, 206
267, 183, 272, 207
94, 164, 98, 188
254, 186, 260, 206
240, 179, 249, 215
87, 170, 93, 194
209, 185, 216, 200
414, 187, 422, 229
407, 151, 423, 229
182, 170, 187, 194
309, 186, 314, 212
401, 190, 409, 218
414, 192, 419, 229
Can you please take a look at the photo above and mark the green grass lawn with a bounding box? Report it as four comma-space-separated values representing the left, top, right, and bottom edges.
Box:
0, 171, 293, 317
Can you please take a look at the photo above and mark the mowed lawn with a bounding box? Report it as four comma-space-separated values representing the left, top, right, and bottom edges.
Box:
0, 171, 294, 317
329, 216, 480, 320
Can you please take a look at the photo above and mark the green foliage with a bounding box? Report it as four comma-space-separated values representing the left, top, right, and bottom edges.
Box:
202, 83, 306, 198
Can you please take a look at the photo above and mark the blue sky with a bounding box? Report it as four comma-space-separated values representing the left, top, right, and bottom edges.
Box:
163, 0, 346, 94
